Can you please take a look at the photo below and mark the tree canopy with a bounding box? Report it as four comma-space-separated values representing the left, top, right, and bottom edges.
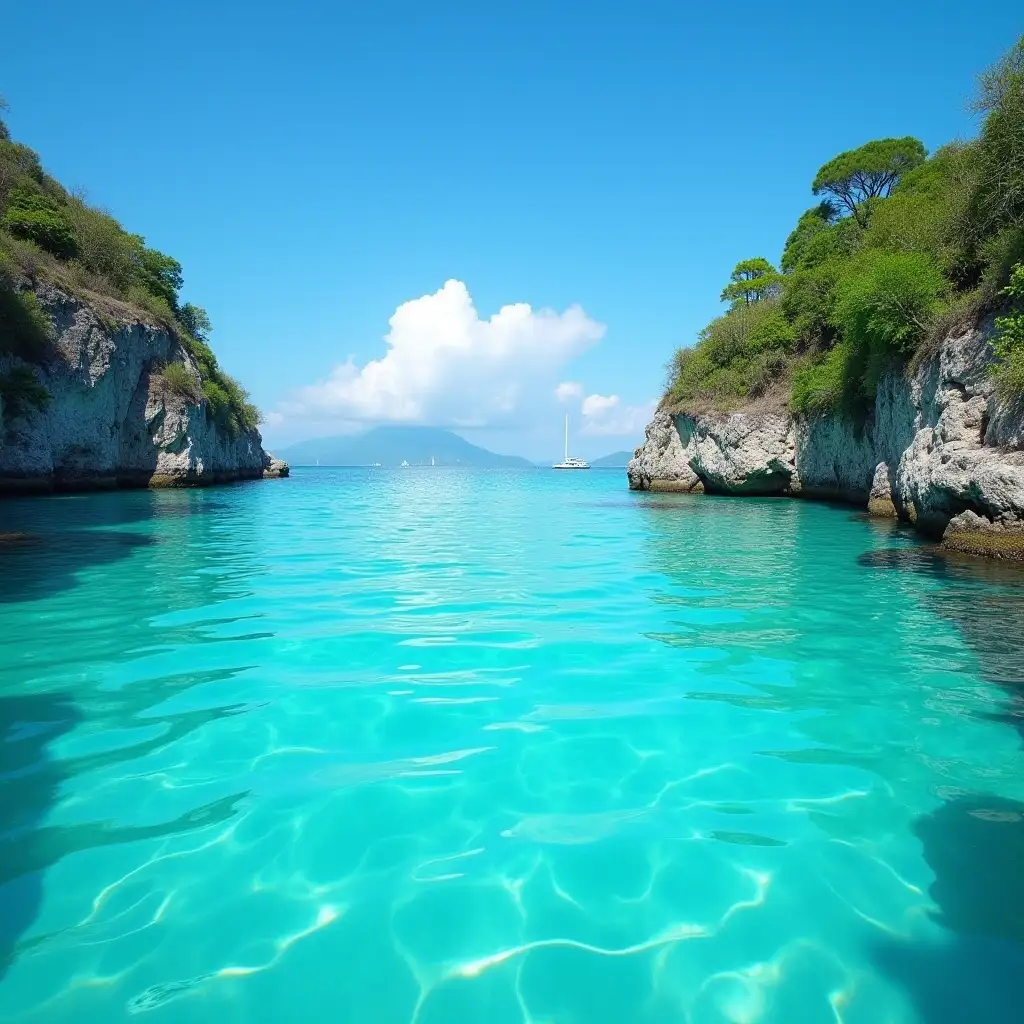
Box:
720, 257, 782, 306
136, 245, 183, 310
781, 202, 838, 272
179, 302, 212, 342
812, 137, 926, 227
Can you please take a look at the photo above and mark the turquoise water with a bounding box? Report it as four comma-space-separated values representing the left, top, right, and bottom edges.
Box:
2, 468, 1023, 1023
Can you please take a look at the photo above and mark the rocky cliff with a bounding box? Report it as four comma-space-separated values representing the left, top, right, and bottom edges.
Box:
628, 320, 1024, 560
0, 284, 288, 494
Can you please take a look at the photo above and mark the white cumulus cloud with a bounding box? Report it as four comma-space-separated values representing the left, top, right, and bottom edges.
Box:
554, 381, 583, 402
280, 280, 604, 426
580, 393, 656, 436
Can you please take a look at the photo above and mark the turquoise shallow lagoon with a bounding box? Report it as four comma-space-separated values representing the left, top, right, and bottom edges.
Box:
2, 467, 1023, 1022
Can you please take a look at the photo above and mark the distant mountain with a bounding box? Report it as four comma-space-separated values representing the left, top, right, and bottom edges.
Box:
590, 450, 635, 468
277, 426, 533, 468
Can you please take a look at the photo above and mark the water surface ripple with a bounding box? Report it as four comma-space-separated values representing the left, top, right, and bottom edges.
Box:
1, 468, 1023, 1022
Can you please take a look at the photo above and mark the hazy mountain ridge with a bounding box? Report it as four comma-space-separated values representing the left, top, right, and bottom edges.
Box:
280, 426, 640, 468
590, 451, 634, 468
278, 426, 533, 467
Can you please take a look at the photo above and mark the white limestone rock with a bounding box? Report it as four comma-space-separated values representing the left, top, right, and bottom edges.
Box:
626, 410, 702, 492
0, 283, 287, 493
867, 462, 897, 518
683, 412, 797, 494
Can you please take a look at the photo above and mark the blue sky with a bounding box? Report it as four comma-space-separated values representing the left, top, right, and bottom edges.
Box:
3, 2, 1021, 459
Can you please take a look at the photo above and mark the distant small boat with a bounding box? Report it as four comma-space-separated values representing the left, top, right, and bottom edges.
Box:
553, 414, 589, 470
431, 456, 435, 467
401, 460, 410, 468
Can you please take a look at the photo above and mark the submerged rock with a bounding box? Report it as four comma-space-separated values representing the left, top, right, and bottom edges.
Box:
942, 510, 1024, 561
868, 462, 897, 518
262, 455, 290, 479
0, 284, 288, 494
629, 319, 1024, 559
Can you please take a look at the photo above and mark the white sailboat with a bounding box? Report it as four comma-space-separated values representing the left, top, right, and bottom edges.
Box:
553, 414, 589, 470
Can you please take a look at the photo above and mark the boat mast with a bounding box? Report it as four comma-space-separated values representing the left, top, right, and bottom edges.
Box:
564, 414, 568, 462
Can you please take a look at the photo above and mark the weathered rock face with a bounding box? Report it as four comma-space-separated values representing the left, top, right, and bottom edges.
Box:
628, 320, 1024, 560
627, 411, 703, 492
683, 412, 797, 495
0, 283, 288, 494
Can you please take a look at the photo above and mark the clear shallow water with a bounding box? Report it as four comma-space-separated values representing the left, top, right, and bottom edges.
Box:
1, 468, 1023, 1023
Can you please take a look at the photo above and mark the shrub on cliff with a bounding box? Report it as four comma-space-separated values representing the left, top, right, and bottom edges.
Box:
993, 261, 1024, 397
791, 343, 852, 415
667, 299, 794, 407
1, 185, 79, 260
159, 360, 203, 403
979, 227, 1024, 300
780, 261, 842, 349
864, 144, 980, 287
202, 373, 260, 437
223, 376, 261, 434
832, 250, 947, 398
65, 201, 150, 292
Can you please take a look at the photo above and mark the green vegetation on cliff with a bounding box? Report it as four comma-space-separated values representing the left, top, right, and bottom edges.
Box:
666, 36, 1024, 416
994, 262, 1024, 396
0, 100, 259, 435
